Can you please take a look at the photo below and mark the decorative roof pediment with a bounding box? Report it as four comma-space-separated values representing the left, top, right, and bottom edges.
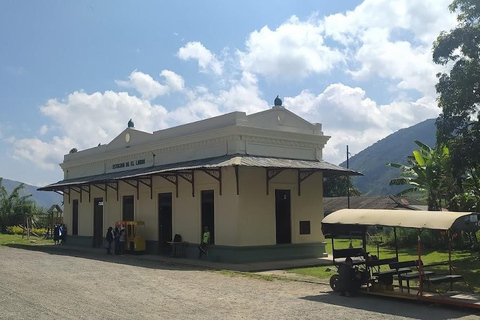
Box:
106, 127, 153, 151
246, 107, 323, 135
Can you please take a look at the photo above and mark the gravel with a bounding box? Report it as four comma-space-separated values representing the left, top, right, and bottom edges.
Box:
0, 246, 478, 320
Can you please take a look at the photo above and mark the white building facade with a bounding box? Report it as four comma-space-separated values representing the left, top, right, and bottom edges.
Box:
40, 103, 359, 262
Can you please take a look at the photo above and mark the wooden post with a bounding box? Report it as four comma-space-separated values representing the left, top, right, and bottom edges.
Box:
417, 229, 423, 297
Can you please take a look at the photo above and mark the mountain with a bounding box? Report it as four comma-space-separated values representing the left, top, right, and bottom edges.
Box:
0, 177, 62, 209
342, 119, 437, 195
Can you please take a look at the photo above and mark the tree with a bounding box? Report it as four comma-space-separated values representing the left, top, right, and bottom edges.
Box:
387, 141, 452, 211
433, 0, 480, 172
0, 178, 35, 232
323, 176, 361, 197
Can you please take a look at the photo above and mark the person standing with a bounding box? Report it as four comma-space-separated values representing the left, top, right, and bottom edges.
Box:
113, 226, 120, 255
105, 227, 114, 254
61, 224, 67, 244
58, 224, 63, 244
198, 226, 211, 259
53, 224, 60, 245
119, 226, 126, 255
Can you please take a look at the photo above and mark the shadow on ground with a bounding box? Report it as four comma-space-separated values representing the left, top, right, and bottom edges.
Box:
301, 291, 479, 320
4, 244, 205, 272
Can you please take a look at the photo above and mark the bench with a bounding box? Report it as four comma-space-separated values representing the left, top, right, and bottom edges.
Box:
372, 260, 420, 286
422, 274, 465, 292
397, 271, 435, 293
168, 241, 187, 257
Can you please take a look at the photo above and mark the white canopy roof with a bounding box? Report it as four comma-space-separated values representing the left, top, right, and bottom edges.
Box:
322, 209, 480, 231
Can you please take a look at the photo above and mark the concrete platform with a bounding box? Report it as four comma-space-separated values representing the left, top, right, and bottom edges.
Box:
26, 244, 333, 272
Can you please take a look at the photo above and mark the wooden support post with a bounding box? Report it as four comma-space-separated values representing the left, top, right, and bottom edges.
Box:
417, 229, 424, 296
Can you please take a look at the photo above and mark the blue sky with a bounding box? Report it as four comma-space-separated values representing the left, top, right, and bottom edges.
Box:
0, 0, 457, 186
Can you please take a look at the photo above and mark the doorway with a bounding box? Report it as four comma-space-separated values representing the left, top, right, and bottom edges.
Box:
72, 199, 78, 236
93, 198, 103, 248
275, 189, 291, 244
201, 190, 215, 244
158, 193, 173, 254
123, 195, 134, 221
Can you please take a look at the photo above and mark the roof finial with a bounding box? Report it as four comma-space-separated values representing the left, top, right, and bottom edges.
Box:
274, 95, 282, 107
128, 119, 134, 128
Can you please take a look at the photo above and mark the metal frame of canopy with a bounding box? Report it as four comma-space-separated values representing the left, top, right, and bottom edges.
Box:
321, 209, 480, 309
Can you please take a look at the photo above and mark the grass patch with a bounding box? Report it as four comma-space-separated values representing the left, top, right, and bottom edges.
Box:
0, 233, 52, 246
288, 239, 480, 292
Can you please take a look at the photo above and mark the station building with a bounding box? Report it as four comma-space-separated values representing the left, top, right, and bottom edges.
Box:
39, 99, 359, 262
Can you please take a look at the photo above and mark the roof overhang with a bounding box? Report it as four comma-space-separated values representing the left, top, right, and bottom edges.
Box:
39, 154, 361, 192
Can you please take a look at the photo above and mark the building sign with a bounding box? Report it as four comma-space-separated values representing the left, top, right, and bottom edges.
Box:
112, 159, 146, 170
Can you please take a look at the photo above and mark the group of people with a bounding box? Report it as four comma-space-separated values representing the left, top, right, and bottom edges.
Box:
103, 224, 211, 258
105, 226, 126, 255
53, 224, 67, 245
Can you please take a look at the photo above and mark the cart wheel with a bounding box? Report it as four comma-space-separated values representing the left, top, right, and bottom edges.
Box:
330, 274, 340, 292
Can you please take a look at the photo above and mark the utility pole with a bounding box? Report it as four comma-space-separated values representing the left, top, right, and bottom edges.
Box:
347, 145, 350, 209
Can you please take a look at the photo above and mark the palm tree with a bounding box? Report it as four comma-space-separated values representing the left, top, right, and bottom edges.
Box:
386, 141, 451, 211
0, 178, 35, 232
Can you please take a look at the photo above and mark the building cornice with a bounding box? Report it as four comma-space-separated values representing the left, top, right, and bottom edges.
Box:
61, 125, 329, 170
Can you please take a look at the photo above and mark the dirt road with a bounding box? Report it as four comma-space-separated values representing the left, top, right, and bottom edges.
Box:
0, 246, 477, 320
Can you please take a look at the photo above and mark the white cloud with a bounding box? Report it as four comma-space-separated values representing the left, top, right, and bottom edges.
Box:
323, 0, 456, 96
238, 16, 344, 80
170, 72, 268, 124
39, 125, 49, 135
10, 136, 74, 171
177, 42, 223, 75
160, 70, 184, 92
284, 83, 440, 164
115, 70, 184, 100
10, 69, 270, 171
9, 91, 172, 170
323, 0, 454, 45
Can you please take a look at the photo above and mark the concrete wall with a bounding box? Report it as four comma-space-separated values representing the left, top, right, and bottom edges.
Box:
63, 165, 324, 248
236, 167, 324, 246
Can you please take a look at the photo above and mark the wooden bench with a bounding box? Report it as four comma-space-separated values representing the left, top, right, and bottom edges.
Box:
422, 274, 464, 292
372, 260, 420, 286
397, 271, 435, 293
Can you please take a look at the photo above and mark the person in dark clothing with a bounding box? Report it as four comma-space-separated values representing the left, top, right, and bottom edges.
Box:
105, 227, 114, 254
53, 225, 60, 245
61, 224, 67, 244
113, 226, 120, 255
338, 257, 362, 296
119, 226, 126, 255
198, 226, 211, 259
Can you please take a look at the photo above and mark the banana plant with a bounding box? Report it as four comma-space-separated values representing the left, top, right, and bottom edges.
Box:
386, 141, 450, 211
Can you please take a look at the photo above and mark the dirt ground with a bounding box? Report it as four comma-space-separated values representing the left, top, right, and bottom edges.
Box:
0, 246, 478, 320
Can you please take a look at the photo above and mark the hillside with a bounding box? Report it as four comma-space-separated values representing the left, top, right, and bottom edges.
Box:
1, 178, 62, 209
342, 119, 437, 195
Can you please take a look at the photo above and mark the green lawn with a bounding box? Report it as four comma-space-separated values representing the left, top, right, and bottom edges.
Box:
0, 233, 53, 246
288, 239, 480, 292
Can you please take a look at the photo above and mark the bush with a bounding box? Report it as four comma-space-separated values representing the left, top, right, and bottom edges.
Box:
5, 226, 46, 236
373, 227, 479, 250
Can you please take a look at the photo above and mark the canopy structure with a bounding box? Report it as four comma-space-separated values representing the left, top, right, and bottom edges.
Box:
322, 209, 480, 233
39, 154, 361, 200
